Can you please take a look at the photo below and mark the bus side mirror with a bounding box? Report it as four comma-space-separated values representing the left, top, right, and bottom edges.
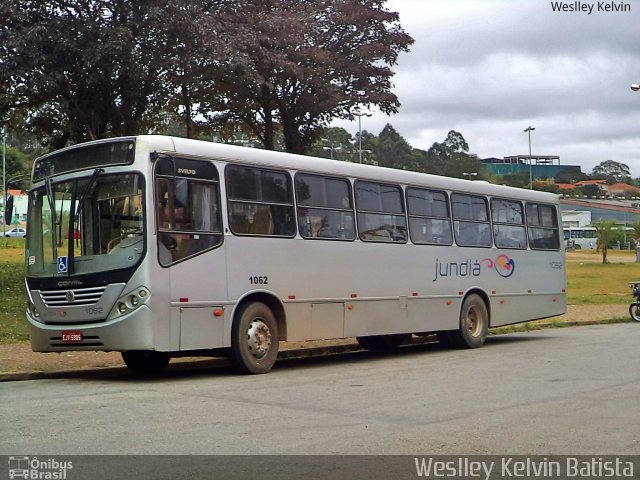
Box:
4, 195, 14, 225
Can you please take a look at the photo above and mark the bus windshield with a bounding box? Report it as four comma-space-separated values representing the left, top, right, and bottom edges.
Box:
26, 172, 145, 277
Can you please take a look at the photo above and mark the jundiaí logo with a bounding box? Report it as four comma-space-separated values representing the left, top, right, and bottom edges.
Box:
432, 255, 515, 282
481, 254, 515, 278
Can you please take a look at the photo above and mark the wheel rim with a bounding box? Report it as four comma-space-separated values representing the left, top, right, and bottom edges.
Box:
246, 319, 272, 360
464, 306, 483, 337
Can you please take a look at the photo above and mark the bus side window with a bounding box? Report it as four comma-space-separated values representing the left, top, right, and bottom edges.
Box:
451, 193, 491, 247
526, 203, 560, 250
406, 187, 452, 245
491, 198, 526, 249
226, 165, 295, 237
155, 160, 223, 266
295, 173, 355, 240
355, 181, 407, 243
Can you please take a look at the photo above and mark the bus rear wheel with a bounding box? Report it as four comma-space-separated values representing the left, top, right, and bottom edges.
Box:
230, 302, 279, 374
121, 350, 170, 375
451, 294, 488, 348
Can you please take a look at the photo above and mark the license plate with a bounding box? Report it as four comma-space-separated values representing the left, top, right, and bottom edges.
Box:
61, 331, 83, 343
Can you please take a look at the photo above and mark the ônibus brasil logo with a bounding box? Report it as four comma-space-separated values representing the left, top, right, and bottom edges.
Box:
432, 255, 515, 282
8, 456, 73, 479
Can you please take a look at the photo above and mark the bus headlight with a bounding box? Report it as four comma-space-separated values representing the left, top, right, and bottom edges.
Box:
114, 287, 150, 316
28, 301, 42, 322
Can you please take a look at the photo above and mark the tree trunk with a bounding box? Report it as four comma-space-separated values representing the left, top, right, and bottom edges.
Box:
182, 83, 193, 138
281, 116, 306, 154
263, 110, 275, 150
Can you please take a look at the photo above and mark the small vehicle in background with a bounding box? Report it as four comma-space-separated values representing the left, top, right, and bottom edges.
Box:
3, 227, 27, 238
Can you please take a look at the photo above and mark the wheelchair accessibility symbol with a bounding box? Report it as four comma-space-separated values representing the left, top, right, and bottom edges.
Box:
57, 256, 68, 273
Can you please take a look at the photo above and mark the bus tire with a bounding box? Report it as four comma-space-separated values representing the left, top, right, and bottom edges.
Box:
356, 334, 408, 351
121, 350, 170, 375
451, 294, 488, 348
230, 302, 279, 374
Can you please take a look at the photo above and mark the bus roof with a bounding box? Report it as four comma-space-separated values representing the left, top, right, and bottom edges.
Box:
41, 135, 561, 205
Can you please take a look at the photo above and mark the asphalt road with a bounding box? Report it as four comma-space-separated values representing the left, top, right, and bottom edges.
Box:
1, 323, 639, 458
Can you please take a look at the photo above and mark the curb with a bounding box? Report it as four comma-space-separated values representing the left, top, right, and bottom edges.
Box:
0, 343, 367, 383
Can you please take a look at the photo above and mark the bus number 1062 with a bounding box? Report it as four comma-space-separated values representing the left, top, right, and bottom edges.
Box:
249, 276, 269, 285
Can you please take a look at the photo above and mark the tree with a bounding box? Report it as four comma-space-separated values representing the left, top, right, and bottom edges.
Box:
1, 146, 31, 189
357, 130, 379, 165
209, 0, 414, 154
531, 180, 559, 194
594, 220, 617, 264
442, 130, 469, 154
0, 0, 227, 147
308, 127, 355, 162
161, 0, 233, 139
374, 124, 414, 169
424, 130, 476, 177
2, 0, 413, 154
436, 153, 483, 180
554, 168, 588, 184
582, 184, 603, 198
6, 2, 121, 145
500, 172, 530, 188
591, 160, 632, 184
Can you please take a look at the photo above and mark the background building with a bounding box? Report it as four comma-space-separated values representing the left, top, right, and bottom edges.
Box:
0, 188, 28, 226
481, 155, 582, 180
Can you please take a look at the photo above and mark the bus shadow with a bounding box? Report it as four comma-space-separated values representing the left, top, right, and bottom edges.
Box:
486, 331, 554, 345
273, 332, 551, 373
72, 332, 550, 382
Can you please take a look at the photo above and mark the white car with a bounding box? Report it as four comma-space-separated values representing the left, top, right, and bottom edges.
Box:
4, 227, 27, 238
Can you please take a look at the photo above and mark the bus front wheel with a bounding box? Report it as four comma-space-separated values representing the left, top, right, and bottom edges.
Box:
451, 294, 488, 348
121, 350, 170, 375
230, 302, 279, 374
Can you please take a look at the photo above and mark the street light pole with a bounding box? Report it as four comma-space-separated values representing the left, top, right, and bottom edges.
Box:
322, 144, 341, 160
321, 138, 341, 160
2, 125, 6, 239
358, 115, 362, 163
631, 83, 639, 257
354, 109, 372, 163
524, 126, 535, 189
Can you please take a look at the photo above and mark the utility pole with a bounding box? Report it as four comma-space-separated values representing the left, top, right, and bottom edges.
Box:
2, 125, 6, 241
524, 126, 535, 189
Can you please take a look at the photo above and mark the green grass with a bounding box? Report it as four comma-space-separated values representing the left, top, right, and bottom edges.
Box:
491, 316, 632, 335
0, 239, 28, 343
566, 253, 637, 304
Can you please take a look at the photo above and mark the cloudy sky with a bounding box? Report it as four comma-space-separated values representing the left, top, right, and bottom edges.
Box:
333, 0, 640, 176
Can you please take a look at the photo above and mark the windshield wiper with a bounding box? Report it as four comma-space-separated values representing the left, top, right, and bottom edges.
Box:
67, 168, 103, 275
45, 177, 57, 258
73, 168, 102, 229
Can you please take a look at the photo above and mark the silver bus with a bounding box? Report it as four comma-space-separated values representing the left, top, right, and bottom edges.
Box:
25, 136, 566, 374
563, 227, 598, 250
